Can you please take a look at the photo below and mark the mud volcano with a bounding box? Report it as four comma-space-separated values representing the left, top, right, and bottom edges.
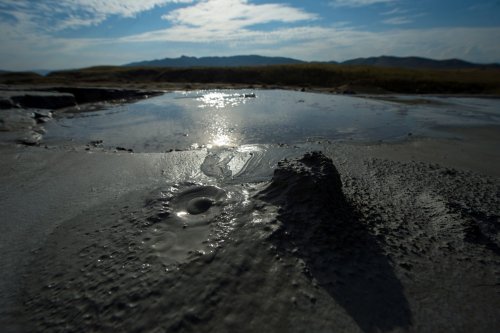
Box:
259, 152, 412, 332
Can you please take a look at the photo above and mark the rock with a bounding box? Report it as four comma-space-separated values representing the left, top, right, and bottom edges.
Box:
33, 110, 53, 119
115, 147, 134, 153
33, 110, 53, 123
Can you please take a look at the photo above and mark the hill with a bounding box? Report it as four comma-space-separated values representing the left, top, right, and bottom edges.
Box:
341, 56, 500, 70
125, 55, 499, 70
125, 55, 305, 68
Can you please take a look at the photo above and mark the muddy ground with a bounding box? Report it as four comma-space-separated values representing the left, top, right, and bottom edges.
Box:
0, 88, 499, 332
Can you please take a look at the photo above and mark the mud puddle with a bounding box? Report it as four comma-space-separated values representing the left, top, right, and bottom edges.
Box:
40, 90, 500, 152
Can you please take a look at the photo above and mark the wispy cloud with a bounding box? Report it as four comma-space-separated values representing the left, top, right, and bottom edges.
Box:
381, 8, 425, 26
256, 27, 500, 64
0, 0, 193, 30
329, 0, 397, 7
119, 25, 500, 63
383, 16, 412, 25
381, 7, 407, 15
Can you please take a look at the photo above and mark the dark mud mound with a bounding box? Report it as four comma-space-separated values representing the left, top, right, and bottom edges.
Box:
258, 151, 412, 333
258, 151, 345, 211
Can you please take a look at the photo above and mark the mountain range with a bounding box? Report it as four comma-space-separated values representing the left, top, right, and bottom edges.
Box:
125, 55, 304, 68
125, 55, 499, 70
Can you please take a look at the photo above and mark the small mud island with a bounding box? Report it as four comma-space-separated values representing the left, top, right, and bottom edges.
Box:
0, 82, 499, 332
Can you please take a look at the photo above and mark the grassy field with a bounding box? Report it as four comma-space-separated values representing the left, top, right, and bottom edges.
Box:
2, 64, 500, 95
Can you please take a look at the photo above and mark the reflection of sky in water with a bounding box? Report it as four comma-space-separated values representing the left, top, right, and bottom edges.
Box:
43, 90, 500, 152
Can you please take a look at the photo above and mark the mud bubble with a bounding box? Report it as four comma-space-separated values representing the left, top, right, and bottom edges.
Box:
142, 183, 251, 265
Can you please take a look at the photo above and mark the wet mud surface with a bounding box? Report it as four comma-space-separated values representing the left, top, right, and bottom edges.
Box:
34, 90, 500, 152
0, 89, 499, 332
11, 147, 499, 333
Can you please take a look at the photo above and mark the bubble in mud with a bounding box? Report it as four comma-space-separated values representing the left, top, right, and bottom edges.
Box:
142, 183, 251, 265
187, 197, 213, 215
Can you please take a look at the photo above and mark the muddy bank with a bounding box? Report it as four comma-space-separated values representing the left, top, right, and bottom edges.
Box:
0, 87, 161, 110
0, 87, 162, 146
1, 144, 497, 332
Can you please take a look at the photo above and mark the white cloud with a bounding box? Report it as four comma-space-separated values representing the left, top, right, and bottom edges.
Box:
117, 0, 315, 44
381, 8, 407, 15
115, 0, 318, 45
329, 0, 397, 7
162, 0, 316, 31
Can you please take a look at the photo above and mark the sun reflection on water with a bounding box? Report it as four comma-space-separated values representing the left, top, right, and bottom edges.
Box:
207, 115, 236, 148
196, 91, 254, 148
197, 92, 251, 109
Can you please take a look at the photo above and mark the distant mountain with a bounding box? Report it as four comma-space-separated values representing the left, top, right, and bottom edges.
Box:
125, 55, 306, 67
0, 70, 9, 74
32, 69, 52, 76
341, 56, 500, 70
125, 55, 499, 70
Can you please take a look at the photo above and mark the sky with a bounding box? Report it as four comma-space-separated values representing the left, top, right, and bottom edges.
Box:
0, 0, 499, 70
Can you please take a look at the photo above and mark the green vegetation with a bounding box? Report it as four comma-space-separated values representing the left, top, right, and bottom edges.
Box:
2, 64, 500, 95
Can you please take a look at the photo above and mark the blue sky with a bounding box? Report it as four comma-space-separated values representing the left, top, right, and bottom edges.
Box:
0, 0, 499, 70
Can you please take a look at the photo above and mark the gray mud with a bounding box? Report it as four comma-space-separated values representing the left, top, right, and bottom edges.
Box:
12, 146, 499, 333
0, 87, 160, 147
1, 90, 499, 332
